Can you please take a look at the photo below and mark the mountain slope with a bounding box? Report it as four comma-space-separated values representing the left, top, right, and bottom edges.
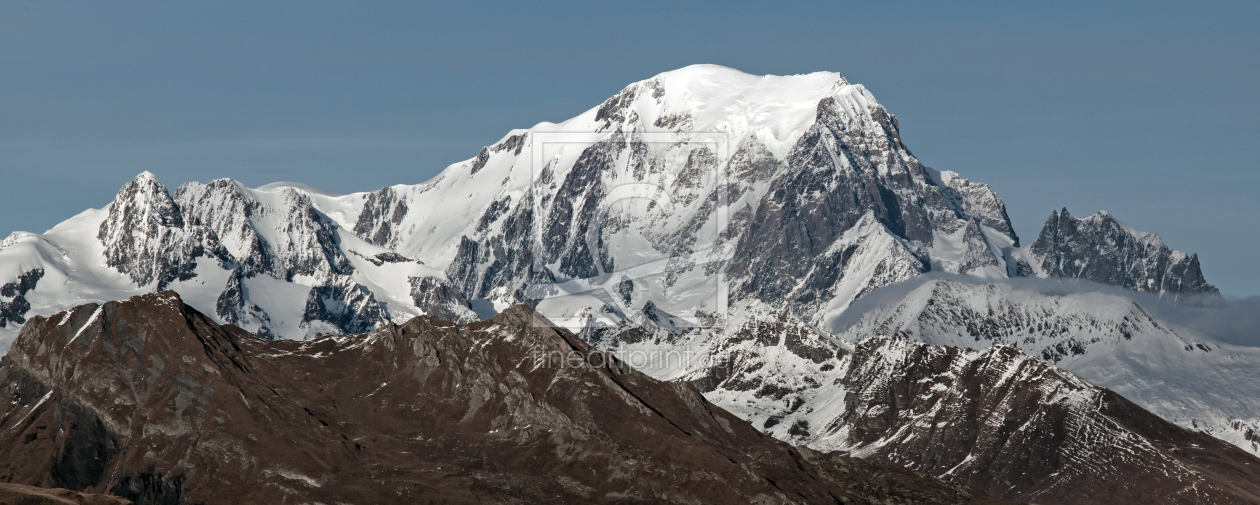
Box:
0, 292, 1008, 505
0, 483, 131, 505
834, 278, 1260, 456
590, 300, 1260, 504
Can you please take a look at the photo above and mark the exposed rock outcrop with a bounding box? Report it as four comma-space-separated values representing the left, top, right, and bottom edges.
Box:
97, 172, 232, 289
0, 268, 42, 328
1022, 208, 1218, 298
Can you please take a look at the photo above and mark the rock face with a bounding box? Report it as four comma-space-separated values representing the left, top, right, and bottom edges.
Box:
299, 274, 389, 335
0, 268, 42, 329
174, 178, 353, 282
828, 339, 1260, 505
0, 482, 132, 505
407, 275, 477, 324
1020, 208, 1218, 298
213, 267, 273, 339
592, 301, 1260, 505
97, 172, 232, 289
0, 292, 1007, 505
352, 186, 409, 248
725, 102, 1011, 322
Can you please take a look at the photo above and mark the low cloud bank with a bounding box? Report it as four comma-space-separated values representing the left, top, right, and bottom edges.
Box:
831, 272, 1260, 348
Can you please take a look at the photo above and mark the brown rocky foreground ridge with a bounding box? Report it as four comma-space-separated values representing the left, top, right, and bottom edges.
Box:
0, 291, 1010, 504
0, 482, 132, 505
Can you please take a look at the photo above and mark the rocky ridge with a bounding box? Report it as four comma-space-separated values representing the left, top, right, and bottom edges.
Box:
0, 292, 1008, 505
1015, 208, 1218, 299
0, 174, 474, 345
0, 482, 131, 505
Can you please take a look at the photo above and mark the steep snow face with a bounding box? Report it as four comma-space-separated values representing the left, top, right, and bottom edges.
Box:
327, 65, 1019, 328
1013, 208, 1218, 299
835, 278, 1260, 456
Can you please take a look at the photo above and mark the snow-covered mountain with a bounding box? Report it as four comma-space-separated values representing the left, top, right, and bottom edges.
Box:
0, 64, 1252, 475
0, 173, 473, 350
1, 64, 1022, 344
342, 64, 1020, 331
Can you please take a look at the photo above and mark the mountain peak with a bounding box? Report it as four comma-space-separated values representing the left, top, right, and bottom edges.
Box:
255, 181, 345, 197
96, 173, 235, 289
132, 170, 159, 181
1026, 208, 1218, 298
108, 171, 181, 227
562, 65, 870, 158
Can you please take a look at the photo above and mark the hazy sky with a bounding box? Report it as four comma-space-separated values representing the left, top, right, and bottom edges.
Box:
2, 1, 1257, 295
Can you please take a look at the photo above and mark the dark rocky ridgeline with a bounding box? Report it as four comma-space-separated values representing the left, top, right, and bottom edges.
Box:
0, 292, 1006, 505
796, 449, 1009, 505
0, 482, 132, 504
1024, 208, 1219, 299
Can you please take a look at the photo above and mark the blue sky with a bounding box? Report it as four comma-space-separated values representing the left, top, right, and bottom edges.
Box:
2, 1, 1257, 295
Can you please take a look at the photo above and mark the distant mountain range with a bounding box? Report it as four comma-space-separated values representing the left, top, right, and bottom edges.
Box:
0, 65, 1252, 504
